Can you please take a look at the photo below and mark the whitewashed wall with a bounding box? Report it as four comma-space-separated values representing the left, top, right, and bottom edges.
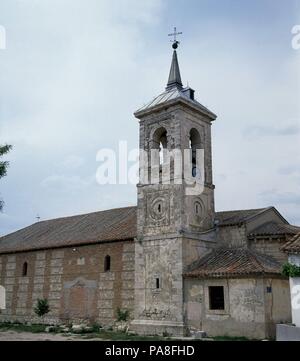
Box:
0, 285, 5, 310
288, 255, 300, 327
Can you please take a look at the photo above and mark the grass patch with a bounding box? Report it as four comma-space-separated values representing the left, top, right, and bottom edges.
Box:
212, 335, 258, 341
0, 322, 47, 333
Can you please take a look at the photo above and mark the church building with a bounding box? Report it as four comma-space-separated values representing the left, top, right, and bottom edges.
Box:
0, 38, 299, 339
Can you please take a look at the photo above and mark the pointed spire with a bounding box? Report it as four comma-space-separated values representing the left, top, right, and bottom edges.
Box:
166, 49, 183, 90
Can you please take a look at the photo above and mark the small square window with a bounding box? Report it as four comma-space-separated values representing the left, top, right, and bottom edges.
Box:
266, 286, 272, 293
209, 286, 225, 310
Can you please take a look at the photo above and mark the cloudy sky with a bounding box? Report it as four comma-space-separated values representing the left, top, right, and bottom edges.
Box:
0, 0, 300, 235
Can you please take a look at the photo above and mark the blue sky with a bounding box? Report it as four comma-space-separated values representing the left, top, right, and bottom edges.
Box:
0, 0, 300, 235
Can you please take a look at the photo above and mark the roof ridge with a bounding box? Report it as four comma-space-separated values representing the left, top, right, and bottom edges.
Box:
0, 206, 138, 254
216, 207, 268, 214
27, 205, 137, 225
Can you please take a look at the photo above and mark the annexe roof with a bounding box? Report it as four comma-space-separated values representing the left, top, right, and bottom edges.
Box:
214, 207, 271, 226
281, 232, 300, 254
184, 248, 282, 278
248, 221, 300, 237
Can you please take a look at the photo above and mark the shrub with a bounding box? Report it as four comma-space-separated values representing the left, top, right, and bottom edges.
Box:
281, 262, 300, 277
116, 308, 129, 322
34, 298, 50, 317
91, 323, 102, 333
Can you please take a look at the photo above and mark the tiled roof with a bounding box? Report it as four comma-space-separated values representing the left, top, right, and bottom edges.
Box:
0, 206, 296, 254
184, 248, 282, 278
281, 233, 300, 254
0, 206, 137, 254
248, 221, 300, 237
215, 207, 270, 226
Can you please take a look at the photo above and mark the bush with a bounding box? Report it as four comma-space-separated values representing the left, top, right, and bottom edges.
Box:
116, 308, 129, 322
91, 323, 102, 333
34, 298, 50, 317
282, 262, 300, 277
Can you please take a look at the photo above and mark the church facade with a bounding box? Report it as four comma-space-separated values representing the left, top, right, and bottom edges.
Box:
0, 42, 299, 339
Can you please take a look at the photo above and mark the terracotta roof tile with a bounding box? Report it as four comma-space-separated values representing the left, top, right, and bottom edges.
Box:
0, 205, 297, 254
0, 206, 137, 254
215, 208, 270, 226
184, 248, 282, 278
281, 233, 300, 254
248, 222, 300, 237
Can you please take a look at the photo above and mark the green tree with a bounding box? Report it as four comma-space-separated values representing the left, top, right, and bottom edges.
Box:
34, 298, 50, 317
0, 144, 12, 211
282, 262, 300, 277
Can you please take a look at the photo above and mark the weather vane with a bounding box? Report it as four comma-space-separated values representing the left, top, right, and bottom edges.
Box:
36, 214, 41, 222
168, 27, 182, 49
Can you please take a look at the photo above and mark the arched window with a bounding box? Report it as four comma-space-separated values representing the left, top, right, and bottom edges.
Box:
189, 128, 201, 177
104, 255, 111, 272
22, 262, 28, 277
152, 127, 168, 166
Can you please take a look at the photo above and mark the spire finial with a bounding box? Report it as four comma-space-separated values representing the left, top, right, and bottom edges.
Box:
166, 27, 183, 90
168, 27, 182, 49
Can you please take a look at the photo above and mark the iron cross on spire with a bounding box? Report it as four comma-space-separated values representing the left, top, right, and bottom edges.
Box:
168, 27, 182, 49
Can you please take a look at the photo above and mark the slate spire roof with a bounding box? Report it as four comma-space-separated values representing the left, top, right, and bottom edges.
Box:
134, 39, 217, 119
166, 49, 183, 90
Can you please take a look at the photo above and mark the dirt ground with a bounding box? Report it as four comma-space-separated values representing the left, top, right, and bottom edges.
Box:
0, 330, 103, 341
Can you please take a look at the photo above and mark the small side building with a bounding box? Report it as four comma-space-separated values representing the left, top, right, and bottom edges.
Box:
184, 248, 291, 339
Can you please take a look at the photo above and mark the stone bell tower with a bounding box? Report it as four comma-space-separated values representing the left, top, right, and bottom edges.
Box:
131, 34, 217, 336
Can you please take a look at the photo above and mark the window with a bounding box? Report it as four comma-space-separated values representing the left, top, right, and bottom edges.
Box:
194, 201, 203, 218
209, 286, 224, 310
195, 201, 202, 215
152, 127, 168, 166
189, 128, 201, 178
77, 257, 85, 266
157, 203, 161, 213
104, 255, 111, 272
155, 278, 160, 289
22, 262, 28, 277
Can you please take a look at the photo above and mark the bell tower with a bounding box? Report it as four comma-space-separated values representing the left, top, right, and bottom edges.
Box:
131, 33, 217, 336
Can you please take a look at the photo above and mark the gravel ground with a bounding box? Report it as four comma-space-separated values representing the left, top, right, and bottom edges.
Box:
0, 330, 103, 341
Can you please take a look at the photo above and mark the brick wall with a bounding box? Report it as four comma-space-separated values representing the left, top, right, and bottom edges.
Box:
0, 240, 135, 326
